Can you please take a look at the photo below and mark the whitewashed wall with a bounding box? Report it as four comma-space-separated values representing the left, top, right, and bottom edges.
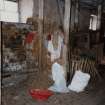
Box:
0, 0, 60, 24
0, 0, 19, 22
20, 0, 34, 23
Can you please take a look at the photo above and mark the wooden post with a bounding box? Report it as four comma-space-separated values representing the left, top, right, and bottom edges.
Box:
38, 0, 44, 72
64, 0, 71, 81
64, 0, 71, 44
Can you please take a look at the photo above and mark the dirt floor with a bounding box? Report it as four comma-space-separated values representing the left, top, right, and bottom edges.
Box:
2, 68, 105, 105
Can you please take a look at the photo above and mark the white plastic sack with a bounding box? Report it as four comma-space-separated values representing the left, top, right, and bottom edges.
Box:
68, 70, 90, 93
48, 62, 69, 93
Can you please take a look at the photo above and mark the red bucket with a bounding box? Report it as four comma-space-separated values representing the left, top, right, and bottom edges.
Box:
29, 89, 53, 101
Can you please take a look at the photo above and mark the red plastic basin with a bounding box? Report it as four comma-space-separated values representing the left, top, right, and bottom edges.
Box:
29, 89, 53, 101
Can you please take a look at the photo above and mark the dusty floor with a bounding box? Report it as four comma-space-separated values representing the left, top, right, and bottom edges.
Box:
2, 69, 105, 105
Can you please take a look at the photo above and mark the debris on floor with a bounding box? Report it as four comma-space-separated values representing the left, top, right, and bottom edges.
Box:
2, 74, 105, 105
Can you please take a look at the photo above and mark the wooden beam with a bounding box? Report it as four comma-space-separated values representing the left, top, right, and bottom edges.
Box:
64, 0, 71, 39
64, 0, 71, 78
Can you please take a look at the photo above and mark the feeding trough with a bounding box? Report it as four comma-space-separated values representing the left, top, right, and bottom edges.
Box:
29, 89, 53, 101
